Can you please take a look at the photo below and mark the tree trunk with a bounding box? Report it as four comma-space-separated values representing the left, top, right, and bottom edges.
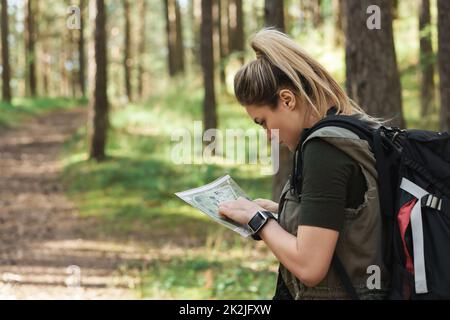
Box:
419, 0, 435, 117
137, 0, 147, 99
25, 0, 37, 97
201, 0, 217, 132
88, 0, 109, 161
165, 0, 184, 76
264, 0, 284, 32
219, 0, 229, 86
79, 0, 86, 97
190, 0, 201, 66
333, 0, 344, 47
1, 0, 11, 102
123, 0, 132, 101
264, 0, 291, 201
343, 0, 405, 128
228, 0, 244, 63
174, 0, 185, 73
438, 0, 450, 132
392, 0, 399, 20
312, 0, 323, 28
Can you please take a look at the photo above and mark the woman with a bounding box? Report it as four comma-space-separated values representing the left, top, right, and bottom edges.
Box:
218, 29, 391, 300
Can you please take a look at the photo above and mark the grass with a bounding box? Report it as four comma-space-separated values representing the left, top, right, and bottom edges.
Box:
0, 96, 88, 128
136, 253, 277, 299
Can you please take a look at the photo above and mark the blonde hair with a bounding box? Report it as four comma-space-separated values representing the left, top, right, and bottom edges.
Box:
234, 28, 383, 125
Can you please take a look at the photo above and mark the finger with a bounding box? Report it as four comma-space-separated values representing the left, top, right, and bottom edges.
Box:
218, 205, 229, 217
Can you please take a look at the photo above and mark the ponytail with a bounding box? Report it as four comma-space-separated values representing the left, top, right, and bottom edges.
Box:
234, 28, 376, 122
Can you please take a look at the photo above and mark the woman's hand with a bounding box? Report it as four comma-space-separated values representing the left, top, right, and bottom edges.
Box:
218, 197, 264, 225
254, 198, 279, 213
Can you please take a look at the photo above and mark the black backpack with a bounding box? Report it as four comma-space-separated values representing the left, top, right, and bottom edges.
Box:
297, 110, 450, 300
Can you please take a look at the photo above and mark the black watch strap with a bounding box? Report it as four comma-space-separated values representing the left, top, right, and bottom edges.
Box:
248, 210, 276, 241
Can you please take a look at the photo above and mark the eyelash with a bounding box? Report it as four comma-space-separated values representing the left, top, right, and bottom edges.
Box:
255, 119, 266, 128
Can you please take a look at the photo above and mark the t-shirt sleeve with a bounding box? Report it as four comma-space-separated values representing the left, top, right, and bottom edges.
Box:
298, 138, 361, 232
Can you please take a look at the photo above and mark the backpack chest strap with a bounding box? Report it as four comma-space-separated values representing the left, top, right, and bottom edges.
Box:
399, 177, 430, 294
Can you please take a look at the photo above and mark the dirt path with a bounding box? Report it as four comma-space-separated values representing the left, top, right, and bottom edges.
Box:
0, 108, 146, 299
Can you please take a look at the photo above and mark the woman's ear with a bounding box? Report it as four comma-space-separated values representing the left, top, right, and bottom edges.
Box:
278, 89, 296, 110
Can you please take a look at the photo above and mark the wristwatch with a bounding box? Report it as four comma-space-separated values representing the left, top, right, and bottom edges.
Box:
248, 210, 276, 241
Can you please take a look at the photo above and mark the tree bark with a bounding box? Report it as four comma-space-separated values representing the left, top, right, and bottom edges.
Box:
264, 0, 284, 32
228, 0, 244, 63
333, 0, 344, 47
174, 0, 184, 73
419, 0, 435, 117
137, 0, 147, 99
392, 0, 398, 20
343, 0, 405, 128
312, 0, 323, 28
88, 0, 109, 161
438, 0, 450, 132
201, 0, 217, 132
1, 0, 11, 102
123, 0, 132, 101
189, 0, 201, 66
264, 0, 291, 201
79, 0, 86, 96
217, 0, 228, 87
25, 0, 37, 97
165, 0, 184, 76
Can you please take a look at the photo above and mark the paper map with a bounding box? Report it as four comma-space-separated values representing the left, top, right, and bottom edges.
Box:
175, 175, 252, 237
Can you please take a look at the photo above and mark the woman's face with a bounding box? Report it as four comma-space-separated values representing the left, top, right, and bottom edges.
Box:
244, 89, 319, 152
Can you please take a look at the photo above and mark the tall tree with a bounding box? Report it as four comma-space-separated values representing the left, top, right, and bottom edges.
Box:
438, 0, 450, 132
1, 0, 11, 102
137, 0, 147, 98
189, 0, 201, 65
392, 0, 399, 20
164, 0, 185, 76
123, 0, 132, 101
217, 0, 229, 87
228, 0, 244, 62
264, 0, 284, 30
79, 0, 86, 96
201, 0, 217, 132
419, 0, 435, 117
88, 0, 109, 161
25, 0, 37, 97
312, 0, 323, 28
264, 0, 291, 201
333, 0, 344, 47
343, 0, 405, 128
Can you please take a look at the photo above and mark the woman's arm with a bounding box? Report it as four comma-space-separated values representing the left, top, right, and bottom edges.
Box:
219, 197, 339, 287
259, 220, 338, 287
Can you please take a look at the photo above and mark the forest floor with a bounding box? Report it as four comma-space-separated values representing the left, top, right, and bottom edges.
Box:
0, 108, 144, 299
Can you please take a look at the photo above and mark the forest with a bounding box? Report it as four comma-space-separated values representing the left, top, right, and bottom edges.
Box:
0, 0, 449, 299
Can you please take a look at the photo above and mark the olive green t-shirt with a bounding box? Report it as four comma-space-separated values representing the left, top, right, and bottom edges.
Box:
298, 138, 367, 231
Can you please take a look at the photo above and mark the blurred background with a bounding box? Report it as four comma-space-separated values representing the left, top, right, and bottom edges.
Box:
0, 0, 449, 299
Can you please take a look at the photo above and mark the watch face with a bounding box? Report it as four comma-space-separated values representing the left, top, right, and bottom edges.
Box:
248, 211, 265, 232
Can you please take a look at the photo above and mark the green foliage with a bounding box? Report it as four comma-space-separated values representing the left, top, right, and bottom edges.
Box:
137, 254, 276, 299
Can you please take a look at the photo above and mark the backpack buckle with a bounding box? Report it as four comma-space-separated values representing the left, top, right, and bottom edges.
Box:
421, 194, 443, 211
